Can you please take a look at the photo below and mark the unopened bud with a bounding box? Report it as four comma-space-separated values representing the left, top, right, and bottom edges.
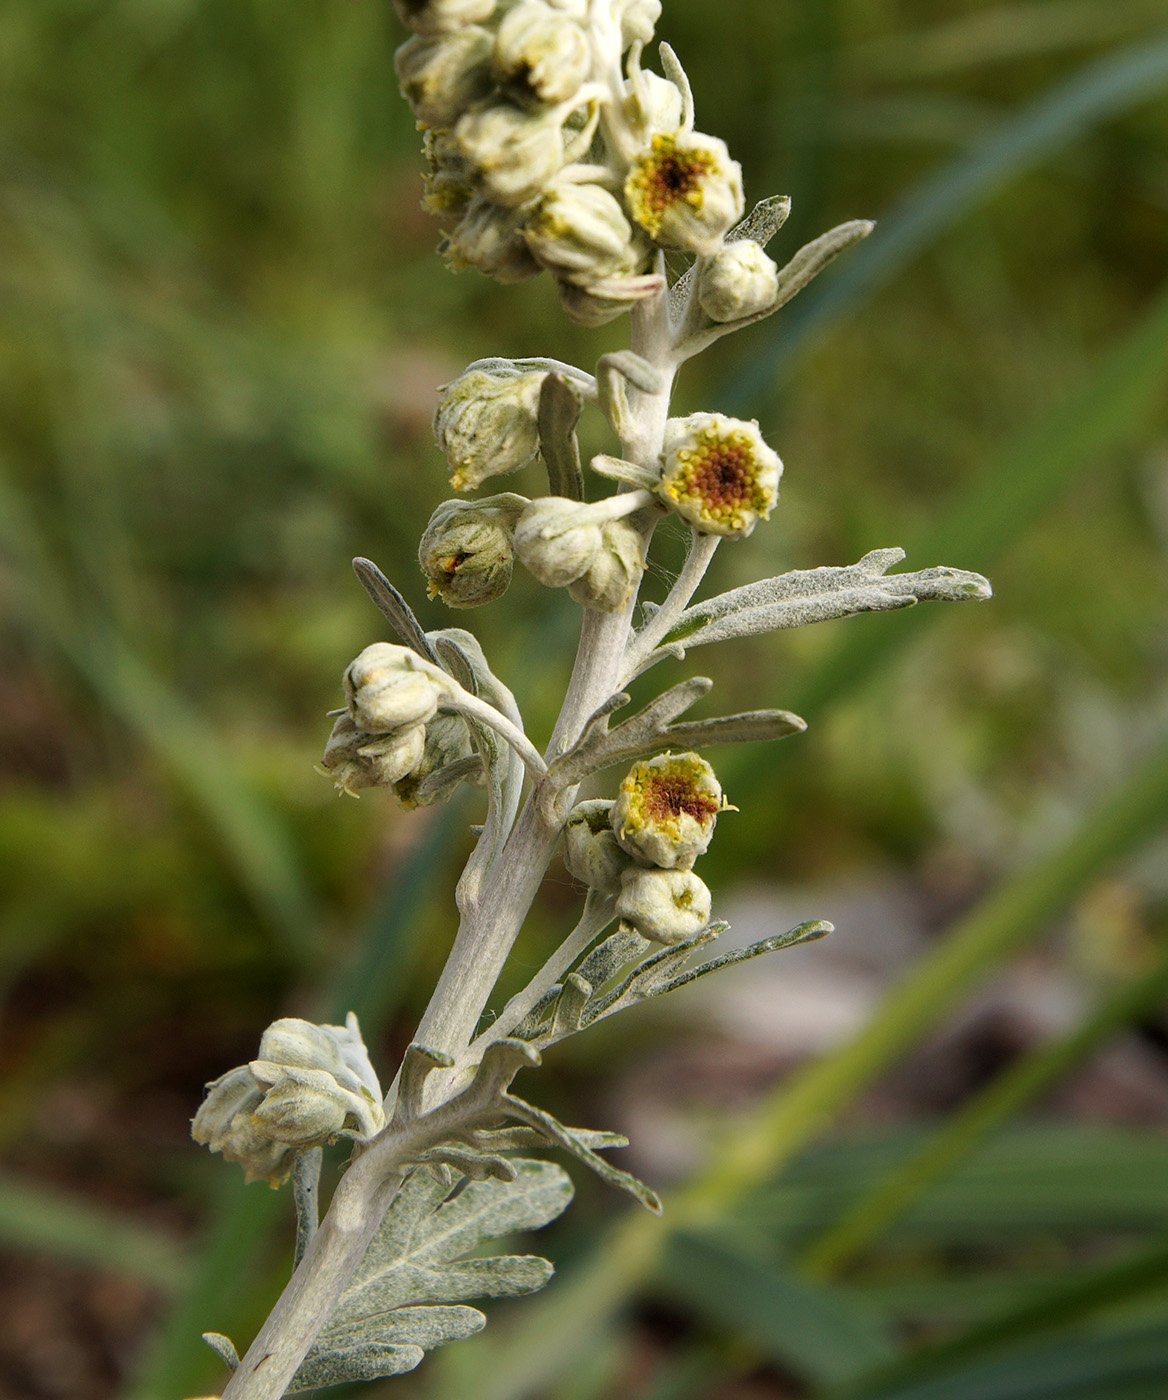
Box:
393, 712, 484, 809
625, 70, 685, 137
493, 3, 592, 108
524, 181, 647, 282
321, 713, 427, 795
456, 101, 566, 207
513, 497, 601, 588
624, 131, 743, 255
564, 799, 631, 894
619, 0, 662, 46
567, 516, 646, 613
443, 196, 543, 284
419, 495, 526, 607
421, 128, 475, 232
658, 412, 781, 538
697, 239, 779, 321
556, 269, 664, 327
395, 28, 495, 129
611, 751, 725, 868
344, 643, 449, 734
433, 364, 545, 491
615, 866, 712, 945
393, 0, 496, 38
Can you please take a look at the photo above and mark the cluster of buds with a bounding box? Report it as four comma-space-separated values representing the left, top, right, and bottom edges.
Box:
192, 1014, 385, 1185
394, 0, 764, 326
564, 751, 729, 944
512, 491, 651, 612
320, 642, 479, 804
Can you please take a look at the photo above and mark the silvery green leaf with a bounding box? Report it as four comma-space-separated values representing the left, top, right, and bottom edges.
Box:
292, 1147, 322, 1269
648, 549, 992, 663
473, 1126, 629, 1152
202, 1331, 240, 1371
414, 1146, 518, 1183
538, 373, 585, 502
660, 708, 806, 749
396, 1043, 455, 1122
576, 925, 652, 990
550, 973, 592, 1039
307, 1160, 571, 1376
502, 1098, 662, 1215
658, 43, 694, 132
587, 920, 833, 1026
352, 557, 442, 664
588, 453, 661, 491
669, 195, 792, 322
596, 350, 662, 441
417, 754, 484, 803
549, 678, 712, 786
287, 1339, 426, 1391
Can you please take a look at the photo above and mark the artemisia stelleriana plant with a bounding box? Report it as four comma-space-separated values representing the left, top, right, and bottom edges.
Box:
189, 2, 990, 1395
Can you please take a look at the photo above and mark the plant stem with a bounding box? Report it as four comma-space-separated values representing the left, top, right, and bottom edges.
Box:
214, 291, 678, 1400
622, 529, 719, 682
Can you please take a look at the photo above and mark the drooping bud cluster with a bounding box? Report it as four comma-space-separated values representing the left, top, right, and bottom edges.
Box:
512, 491, 651, 612
394, 0, 748, 324
565, 752, 729, 945
321, 643, 472, 800
192, 1014, 385, 1185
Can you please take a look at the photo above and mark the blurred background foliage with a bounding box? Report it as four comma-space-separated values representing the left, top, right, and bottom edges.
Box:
1, 0, 1167, 1397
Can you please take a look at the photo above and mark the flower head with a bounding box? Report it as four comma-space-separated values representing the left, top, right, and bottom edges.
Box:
615, 866, 712, 945
493, 3, 592, 108
566, 516, 646, 613
698, 239, 780, 322
564, 799, 631, 894
624, 131, 743, 255
320, 713, 427, 795
611, 751, 726, 869
418, 495, 525, 607
658, 412, 781, 538
344, 643, 449, 735
395, 29, 495, 129
393, 0, 496, 38
433, 364, 544, 491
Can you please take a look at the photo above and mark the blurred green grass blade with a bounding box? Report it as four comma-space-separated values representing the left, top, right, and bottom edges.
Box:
774, 275, 1168, 726
749, 1126, 1168, 1245
437, 731, 1168, 1400
839, 1238, 1168, 1400
0, 1170, 189, 1292
800, 945, 1168, 1278
656, 1230, 898, 1387
0, 465, 320, 960
725, 34, 1168, 407
835, 1321, 1168, 1400
680, 730, 1168, 1223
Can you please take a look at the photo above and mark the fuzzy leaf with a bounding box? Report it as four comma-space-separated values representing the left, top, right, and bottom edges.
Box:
202, 1331, 240, 1371
655, 549, 992, 659
296, 1160, 571, 1389
538, 373, 585, 501
352, 558, 441, 663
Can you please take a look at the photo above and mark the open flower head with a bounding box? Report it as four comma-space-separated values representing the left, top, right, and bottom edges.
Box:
611, 751, 726, 869
658, 412, 781, 538
624, 131, 743, 255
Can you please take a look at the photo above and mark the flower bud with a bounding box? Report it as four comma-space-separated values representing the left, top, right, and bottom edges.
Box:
625, 70, 685, 137
523, 181, 647, 282
456, 101, 566, 207
393, 0, 496, 38
564, 799, 631, 894
619, 0, 662, 46
493, 3, 592, 108
443, 196, 543, 284
421, 128, 475, 232
320, 713, 427, 795
344, 643, 449, 733
658, 412, 781, 538
624, 131, 744, 256
615, 866, 712, 945
556, 269, 664, 327
611, 751, 725, 868
697, 239, 780, 321
393, 712, 484, 809
395, 28, 495, 129
567, 516, 646, 612
419, 496, 524, 607
192, 1014, 385, 1185
513, 497, 601, 588
433, 364, 544, 491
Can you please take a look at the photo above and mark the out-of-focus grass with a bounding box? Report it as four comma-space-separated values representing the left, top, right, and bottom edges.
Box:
0, 0, 1166, 1397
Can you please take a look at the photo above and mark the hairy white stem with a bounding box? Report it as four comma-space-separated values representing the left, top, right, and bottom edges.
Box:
438, 691, 547, 781
466, 889, 616, 1055
622, 529, 719, 682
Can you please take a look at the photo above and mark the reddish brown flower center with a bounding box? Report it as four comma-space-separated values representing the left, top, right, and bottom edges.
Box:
687, 445, 753, 512
644, 774, 719, 825
644, 145, 709, 214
